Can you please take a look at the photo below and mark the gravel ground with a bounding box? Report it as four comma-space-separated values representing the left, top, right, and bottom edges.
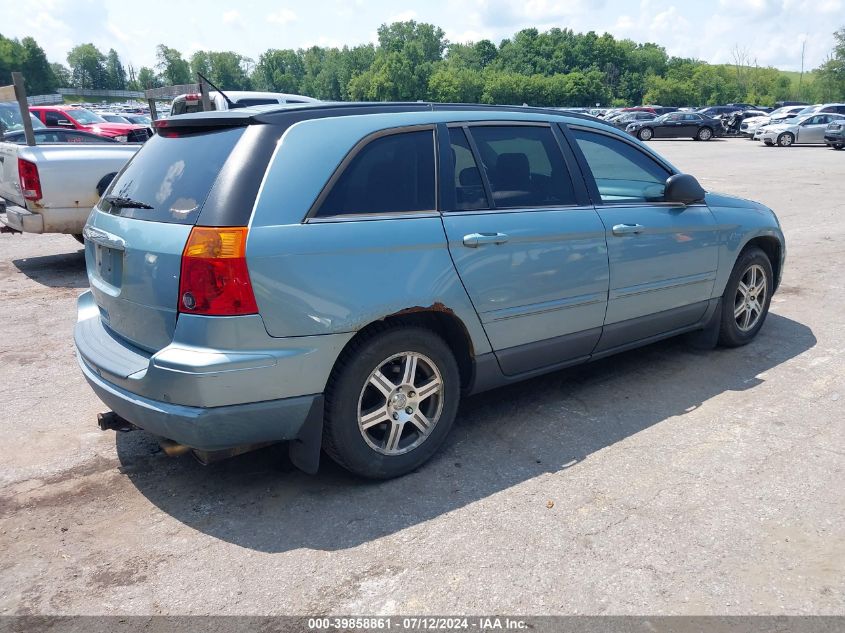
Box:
0, 137, 842, 616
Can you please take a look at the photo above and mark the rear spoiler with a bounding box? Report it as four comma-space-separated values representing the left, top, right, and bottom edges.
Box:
154, 110, 257, 135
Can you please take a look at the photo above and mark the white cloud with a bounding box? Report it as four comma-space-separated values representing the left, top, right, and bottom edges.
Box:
267, 8, 297, 25
389, 10, 418, 22
222, 10, 244, 27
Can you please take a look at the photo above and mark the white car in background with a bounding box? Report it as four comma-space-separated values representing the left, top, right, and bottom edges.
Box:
758, 112, 845, 146
169, 91, 319, 116
742, 105, 805, 138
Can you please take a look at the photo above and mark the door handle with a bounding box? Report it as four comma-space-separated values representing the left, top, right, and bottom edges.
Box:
612, 223, 645, 236
463, 232, 509, 248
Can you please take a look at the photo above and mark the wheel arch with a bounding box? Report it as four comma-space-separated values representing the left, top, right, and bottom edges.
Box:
740, 235, 783, 292
333, 306, 477, 392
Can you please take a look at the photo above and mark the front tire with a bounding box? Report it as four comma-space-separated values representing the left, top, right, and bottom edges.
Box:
323, 326, 460, 479
832, 143, 844, 150
637, 128, 653, 141
72, 234, 84, 244
777, 132, 794, 147
718, 247, 773, 347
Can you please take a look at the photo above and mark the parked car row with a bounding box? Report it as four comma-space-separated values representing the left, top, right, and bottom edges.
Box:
589, 101, 845, 149
747, 104, 845, 148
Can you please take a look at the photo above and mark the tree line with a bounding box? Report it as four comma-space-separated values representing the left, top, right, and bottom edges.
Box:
2, 22, 844, 106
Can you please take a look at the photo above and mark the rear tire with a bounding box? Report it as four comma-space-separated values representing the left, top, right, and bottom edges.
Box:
697, 127, 713, 141
718, 247, 773, 348
323, 326, 460, 479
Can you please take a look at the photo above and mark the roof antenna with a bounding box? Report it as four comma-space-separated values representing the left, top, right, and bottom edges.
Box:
197, 72, 241, 110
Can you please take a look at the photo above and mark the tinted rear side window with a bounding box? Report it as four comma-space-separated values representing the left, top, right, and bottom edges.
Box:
316, 130, 436, 217
447, 127, 489, 211
467, 126, 576, 208
98, 127, 244, 224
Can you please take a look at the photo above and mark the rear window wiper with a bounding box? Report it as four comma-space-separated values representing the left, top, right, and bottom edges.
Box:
104, 195, 154, 210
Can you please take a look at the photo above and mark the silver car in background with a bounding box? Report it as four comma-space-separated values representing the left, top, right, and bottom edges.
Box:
741, 105, 805, 138
758, 112, 845, 146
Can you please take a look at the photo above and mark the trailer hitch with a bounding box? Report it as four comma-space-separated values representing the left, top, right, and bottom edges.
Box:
97, 411, 135, 432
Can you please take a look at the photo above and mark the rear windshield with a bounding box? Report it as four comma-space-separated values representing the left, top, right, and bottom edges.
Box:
171, 98, 218, 117
98, 127, 244, 224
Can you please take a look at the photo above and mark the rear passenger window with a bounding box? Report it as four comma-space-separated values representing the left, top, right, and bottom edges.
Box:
317, 130, 436, 216
468, 126, 576, 208
447, 127, 489, 211
571, 129, 670, 203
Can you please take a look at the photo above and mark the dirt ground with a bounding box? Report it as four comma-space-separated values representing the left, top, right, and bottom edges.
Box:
0, 137, 842, 615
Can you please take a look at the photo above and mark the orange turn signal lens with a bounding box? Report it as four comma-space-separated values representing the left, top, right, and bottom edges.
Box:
183, 226, 249, 259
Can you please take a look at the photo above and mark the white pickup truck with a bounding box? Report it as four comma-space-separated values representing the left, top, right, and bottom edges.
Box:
0, 103, 140, 240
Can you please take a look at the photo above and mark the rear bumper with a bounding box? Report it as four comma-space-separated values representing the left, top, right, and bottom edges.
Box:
78, 354, 322, 451
0, 201, 89, 234
74, 290, 352, 450
824, 135, 844, 145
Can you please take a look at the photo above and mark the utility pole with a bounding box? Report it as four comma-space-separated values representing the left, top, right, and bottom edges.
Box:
798, 37, 806, 100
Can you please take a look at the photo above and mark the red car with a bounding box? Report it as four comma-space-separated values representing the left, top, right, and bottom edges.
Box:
28, 106, 151, 142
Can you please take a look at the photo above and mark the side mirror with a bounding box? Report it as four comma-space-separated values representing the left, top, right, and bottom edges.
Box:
664, 173, 705, 205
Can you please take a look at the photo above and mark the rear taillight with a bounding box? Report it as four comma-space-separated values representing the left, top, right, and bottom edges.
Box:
18, 159, 42, 201
178, 227, 258, 316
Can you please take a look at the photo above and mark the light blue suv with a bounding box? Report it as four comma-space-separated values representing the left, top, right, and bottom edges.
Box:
75, 103, 785, 479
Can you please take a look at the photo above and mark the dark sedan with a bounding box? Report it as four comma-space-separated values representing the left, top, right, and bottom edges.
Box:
609, 111, 656, 130
626, 112, 722, 141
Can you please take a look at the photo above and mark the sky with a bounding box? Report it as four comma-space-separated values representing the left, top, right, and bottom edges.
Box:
2, 0, 842, 73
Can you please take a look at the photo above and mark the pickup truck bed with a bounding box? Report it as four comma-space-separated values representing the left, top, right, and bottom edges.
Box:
0, 141, 140, 235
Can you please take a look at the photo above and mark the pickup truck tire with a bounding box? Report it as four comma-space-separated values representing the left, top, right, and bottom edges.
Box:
323, 325, 460, 479
72, 234, 84, 244
96, 173, 118, 197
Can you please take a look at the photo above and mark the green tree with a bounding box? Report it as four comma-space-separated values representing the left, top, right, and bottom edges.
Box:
428, 66, 484, 102
50, 63, 72, 88
353, 21, 447, 101
0, 34, 25, 88
136, 66, 160, 89
252, 48, 304, 92
20, 37, 56, 93
105, 49, 127, 90
156, 44, 191, 85
67, 43, 107, 89
190, 50, 251, 90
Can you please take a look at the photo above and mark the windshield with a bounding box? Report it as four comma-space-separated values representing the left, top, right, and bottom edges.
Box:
796, 105, 820, 116
65, 108, 107, 125
102, 114, 130, 123
0, 104, 46, 134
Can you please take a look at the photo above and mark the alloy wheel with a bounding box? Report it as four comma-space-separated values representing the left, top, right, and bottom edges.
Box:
357, 352, 444, 456
734, 264, 767, 332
